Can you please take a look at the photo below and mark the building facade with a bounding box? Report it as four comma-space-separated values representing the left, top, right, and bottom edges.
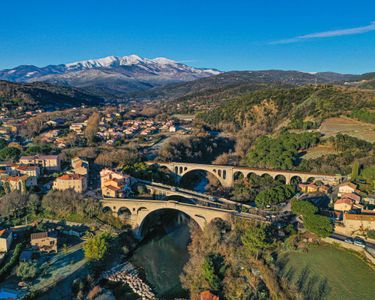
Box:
0, 229, 13, 253
31, 232, 58, 252
19, 155, 61, 172
53, 173, 87, 193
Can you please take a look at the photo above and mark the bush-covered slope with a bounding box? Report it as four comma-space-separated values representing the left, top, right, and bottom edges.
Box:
197, 85, 375, 130
0, 80, 104, 109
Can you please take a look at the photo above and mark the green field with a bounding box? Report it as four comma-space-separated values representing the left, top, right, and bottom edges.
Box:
277, 244, 375, 300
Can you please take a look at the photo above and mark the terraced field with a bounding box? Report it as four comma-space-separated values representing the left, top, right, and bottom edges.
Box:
320, 117, 375, 143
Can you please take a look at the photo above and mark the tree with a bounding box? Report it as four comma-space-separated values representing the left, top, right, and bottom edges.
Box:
16, 261, 38, 281
241, 223, 274, 259
0, 191, 28, 218
0, 147, 21, 161
351, 161, 360, 180
303, 214, 333, 237
291, 199, 318, 216
42, 190, 100, 221
83, 232, 111, 261
201, 254, 224, 292
291, 199, 333, 237
0, 138, 7, 150
84, 111, 100, 145
255, 185, 296, 208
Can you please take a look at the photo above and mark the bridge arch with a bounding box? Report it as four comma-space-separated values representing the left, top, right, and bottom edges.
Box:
180, 168, 224, 188
118, 207, 132, 218
306, 177, 315, 183
137, 207, 149, 214
290, 175, 302, 185
260, 173, 273, 180
102, 206, 112, 214
274, 174, 287, 184
137, 207, 204, 238
233, 171, 244, 181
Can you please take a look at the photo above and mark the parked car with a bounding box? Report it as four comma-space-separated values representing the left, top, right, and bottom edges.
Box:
354, 237, 366, 248
209, 196, 218, 202
344, 237, 354, 244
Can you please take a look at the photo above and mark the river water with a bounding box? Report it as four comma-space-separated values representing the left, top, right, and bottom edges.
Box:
122, 175, 208, 300
130, 222, 191, 299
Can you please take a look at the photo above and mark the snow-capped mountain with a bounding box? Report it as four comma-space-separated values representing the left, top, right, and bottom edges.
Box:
0, 55, 221, 97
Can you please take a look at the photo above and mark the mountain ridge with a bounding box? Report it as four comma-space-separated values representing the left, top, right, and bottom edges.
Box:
0, 55, 221, 98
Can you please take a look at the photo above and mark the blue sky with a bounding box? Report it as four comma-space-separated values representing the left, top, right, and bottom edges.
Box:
1, 0, 375, 73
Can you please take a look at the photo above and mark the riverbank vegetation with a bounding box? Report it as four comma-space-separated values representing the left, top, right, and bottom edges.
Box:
181, 218, 293, 300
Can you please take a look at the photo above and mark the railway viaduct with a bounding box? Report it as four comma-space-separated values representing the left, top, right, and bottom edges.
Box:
148, 162, 344, 188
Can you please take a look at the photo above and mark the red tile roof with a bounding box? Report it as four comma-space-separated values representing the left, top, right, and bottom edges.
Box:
345, 213, 375, 221
58, 173, 84, 180
335, 198, 353, 205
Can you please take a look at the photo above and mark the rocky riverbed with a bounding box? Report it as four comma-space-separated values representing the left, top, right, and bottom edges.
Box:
101, 262, 156, 300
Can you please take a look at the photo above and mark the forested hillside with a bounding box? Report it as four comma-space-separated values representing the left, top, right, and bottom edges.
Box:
0, 80, 104, 110
197, 86, 375, 130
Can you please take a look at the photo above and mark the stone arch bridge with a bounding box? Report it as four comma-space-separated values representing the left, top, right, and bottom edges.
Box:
101, 198, 264, 239
148, 162, 344, 188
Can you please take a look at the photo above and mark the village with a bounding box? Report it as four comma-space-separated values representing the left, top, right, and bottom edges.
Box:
0, 142, 374, 298
0, 105, 374, 299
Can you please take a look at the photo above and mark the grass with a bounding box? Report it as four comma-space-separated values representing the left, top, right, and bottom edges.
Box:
320, 117, 375, 143
302, 144, 338, 160
277, 244, 375, 300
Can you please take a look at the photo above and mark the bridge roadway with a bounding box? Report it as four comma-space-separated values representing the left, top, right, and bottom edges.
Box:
138, 179, 248, 209
147, 161, 345, 188
101, 181, 270, 238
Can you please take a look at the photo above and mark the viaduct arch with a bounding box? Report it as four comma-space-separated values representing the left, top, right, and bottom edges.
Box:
148, 162, 344, 188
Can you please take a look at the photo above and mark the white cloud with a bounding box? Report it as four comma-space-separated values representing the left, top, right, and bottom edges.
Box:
271, 21, 375, 44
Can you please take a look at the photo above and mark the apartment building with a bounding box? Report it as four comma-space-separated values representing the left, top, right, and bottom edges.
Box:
53, 173, 87, 193
19, 155, 61, 172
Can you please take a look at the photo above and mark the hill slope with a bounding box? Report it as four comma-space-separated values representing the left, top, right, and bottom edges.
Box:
141, 70, 358, 101
194, 85, 375, 130
0, 80, 104, 109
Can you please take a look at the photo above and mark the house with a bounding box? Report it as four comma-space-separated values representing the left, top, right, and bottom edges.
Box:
338, 182, 357, 197
19, 155, 61, 172
100, 169, 134, 198
31, 231, 58, 252
319, 185, 330, 194
71, 157, 89, 176
299, 183, 319, 193
53, 173, 87, 193
343, 213, 375, 231
15, 165, 41, 178
200, 291, 220, 300
0, 229, 12, 253
1, 175, 37, 193
46, 118, 66, 127
334, 198, 353, 212
340, 193, 361, 204
364, 195, 375, 205
70, 123, 86, 134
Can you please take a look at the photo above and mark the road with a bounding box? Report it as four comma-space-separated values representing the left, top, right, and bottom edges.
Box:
330, 232, 375, 254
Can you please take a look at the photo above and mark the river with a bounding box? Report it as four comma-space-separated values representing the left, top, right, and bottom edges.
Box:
129, 221, 191, 299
